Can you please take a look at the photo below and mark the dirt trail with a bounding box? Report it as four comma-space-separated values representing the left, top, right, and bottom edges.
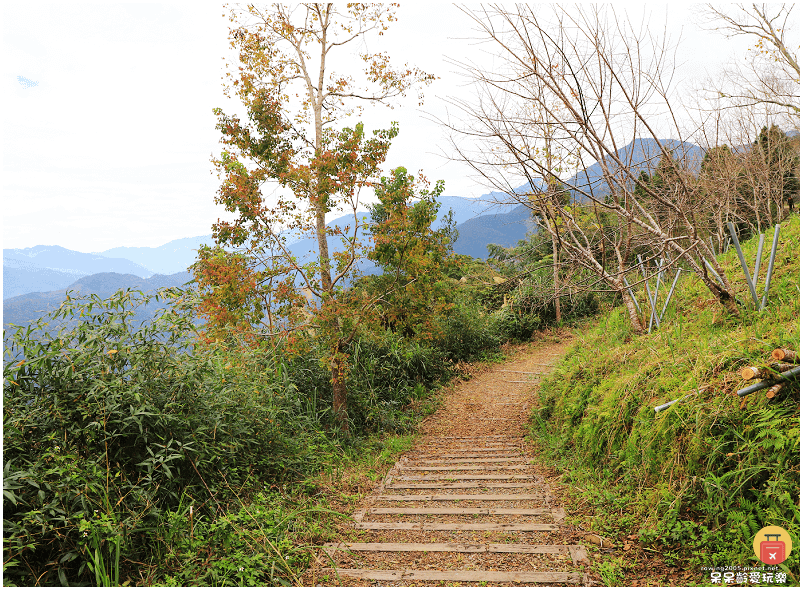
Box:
306, 335, 593, 586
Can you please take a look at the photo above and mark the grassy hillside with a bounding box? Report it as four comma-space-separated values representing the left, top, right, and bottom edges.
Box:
531, 216, 799, 580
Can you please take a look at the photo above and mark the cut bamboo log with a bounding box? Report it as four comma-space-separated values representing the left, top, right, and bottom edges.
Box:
426, 435, 518, 438
413, 452, 522, 459
395, 474, 534, 481
742, 364, 796, 379
415, 447, 520, 453
324, 542, 581, 556
772, 348, 799, 363
737, 365, 800, 397
741, 366, 768, 380
410, 457, 525, 464
766, 383, 785, 399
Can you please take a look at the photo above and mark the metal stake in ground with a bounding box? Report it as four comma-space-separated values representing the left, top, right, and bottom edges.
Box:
727, 221, 759, 307
760, 224, 780, 311
637, 255, 661, 332
659, 269, 682, 324
752, 233, 765, 286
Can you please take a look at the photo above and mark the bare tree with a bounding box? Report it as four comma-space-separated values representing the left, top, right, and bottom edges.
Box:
700, 3, 799, 128
443, 5, 740, 331
693, 98, 800, 239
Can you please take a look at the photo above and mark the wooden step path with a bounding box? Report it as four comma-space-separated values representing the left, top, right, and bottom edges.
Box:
318, 435, 589, 586
314, 338, 589, 586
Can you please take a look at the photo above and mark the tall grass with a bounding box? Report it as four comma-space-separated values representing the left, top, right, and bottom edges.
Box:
532, 217, 800, 574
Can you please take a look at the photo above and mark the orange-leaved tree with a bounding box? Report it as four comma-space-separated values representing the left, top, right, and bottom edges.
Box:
194, 4, 434, 431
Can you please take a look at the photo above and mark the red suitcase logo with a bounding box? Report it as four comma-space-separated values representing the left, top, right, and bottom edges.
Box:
760, 534, 786, 564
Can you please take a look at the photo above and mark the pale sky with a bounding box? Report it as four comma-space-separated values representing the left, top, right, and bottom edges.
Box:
3, 3, 754, 252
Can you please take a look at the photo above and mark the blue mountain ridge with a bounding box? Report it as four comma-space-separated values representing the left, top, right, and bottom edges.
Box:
3, 246, 155, 299
3, 271, 194, 330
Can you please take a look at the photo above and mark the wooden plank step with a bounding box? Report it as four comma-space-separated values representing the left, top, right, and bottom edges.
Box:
325, 542, 578, 555
399, 464, 528, 471
408, 456, 522, 461
354, 522, 559, 531
387, 482, 534, 489
415, 447, 521, 453
368, 507, 554, 515
426, 435, 518, 439
325, 568, 583, 583
411, 457, 525, 464
395, 474, 537, 481
376, 494, 545, 501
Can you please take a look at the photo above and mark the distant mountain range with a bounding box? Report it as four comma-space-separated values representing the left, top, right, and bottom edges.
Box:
96, 235, 215, 276
3, 271, 193, 331
3, 246, 155, 299
3, 137, 702, 314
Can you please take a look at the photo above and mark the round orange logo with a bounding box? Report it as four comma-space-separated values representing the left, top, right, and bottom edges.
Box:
753, 526, 792, 565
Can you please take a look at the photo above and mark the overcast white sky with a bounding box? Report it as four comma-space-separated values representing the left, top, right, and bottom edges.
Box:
3, 3, 754, 253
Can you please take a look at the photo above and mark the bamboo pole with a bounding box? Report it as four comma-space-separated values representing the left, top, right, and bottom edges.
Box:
649, 258, 664, 333
653, 396, 687, 413
702, 257, 725, 287
638, 256, 661, 332
622, 277, 642, 316
654, 386, 709, 413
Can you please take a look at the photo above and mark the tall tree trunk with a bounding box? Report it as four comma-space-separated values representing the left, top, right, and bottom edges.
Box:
311, 23, 349, 432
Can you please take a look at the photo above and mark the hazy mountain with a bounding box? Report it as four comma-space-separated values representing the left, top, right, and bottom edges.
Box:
4, 245, 154, 287
98, 235, 214, 276
452, 205, 534, 259
3, 256, 87, 299
3, 271, 194, 330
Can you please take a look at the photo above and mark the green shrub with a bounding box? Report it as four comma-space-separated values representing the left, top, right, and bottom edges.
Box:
435, 293, 501, 361
2, 289, 327, 585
